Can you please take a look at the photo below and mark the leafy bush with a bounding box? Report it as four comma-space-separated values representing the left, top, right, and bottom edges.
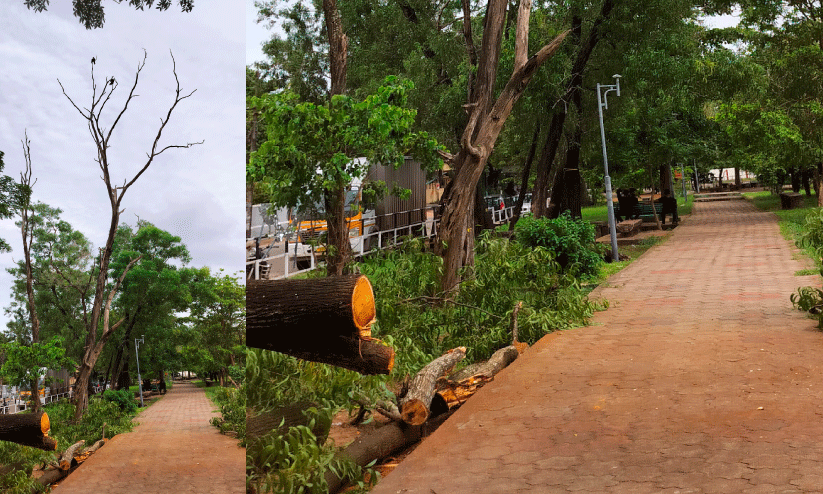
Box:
514, 212, 604, 278
792, 209, 823, 326
208, 384, 246, 441
0, 397, 138, 493
102, 388, 137, 413
247, 234, 598, 492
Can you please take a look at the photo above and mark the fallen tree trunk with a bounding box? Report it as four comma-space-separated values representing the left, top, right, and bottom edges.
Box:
59, 440, 85, 471
438, 345, 519, 410
80, 438, 106, 457
324, 412, 451, 494
247, 276, 395, 375
400, 347, 466, 425
36, 467, 68, 487
247, 401, 331, 445
0, 411, 57, 450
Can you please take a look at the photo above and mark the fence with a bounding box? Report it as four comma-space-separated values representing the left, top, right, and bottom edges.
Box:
247, 204, 524, 281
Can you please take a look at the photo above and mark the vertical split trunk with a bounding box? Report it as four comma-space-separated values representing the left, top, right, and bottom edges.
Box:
437, 0, 568, 293
509, 120, 542, 231
534, 0, 616, 218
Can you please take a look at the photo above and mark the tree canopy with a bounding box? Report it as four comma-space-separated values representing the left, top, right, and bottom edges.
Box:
23, 0, 194, 29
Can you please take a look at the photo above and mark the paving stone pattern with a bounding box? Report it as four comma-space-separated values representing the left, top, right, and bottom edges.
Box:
51, 380, 244, 494
371, 200, 823, 494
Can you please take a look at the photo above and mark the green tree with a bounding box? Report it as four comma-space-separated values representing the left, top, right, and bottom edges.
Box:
0, 338, 73, 409
183, 271, 245, 386
248, 77, 442, 275
102, 222, 198, 389
23, 0, 194, 29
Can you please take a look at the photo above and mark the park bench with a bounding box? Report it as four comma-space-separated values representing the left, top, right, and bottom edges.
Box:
616, 202, 678, 225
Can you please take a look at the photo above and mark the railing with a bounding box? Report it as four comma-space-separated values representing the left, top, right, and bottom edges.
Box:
247, 211, 439, 281
0, 388, 74, 414
246, 204, 524, 281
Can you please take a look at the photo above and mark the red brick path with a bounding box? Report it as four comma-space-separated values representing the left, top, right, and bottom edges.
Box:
371, 200, 823, 493
51, 381, 244, 493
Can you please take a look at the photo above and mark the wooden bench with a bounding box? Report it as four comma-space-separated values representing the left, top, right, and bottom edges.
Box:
780, 192, 803, 210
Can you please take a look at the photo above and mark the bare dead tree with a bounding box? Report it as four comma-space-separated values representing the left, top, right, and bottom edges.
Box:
58, 50, 202, 422
18, 131, 42, 413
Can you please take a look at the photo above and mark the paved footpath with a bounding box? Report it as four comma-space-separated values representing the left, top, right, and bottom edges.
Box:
52, 381, 244, 494
372, 199, 823, 494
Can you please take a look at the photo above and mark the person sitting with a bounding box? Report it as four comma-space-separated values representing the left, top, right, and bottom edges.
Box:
616, 188, 639, 221
660, 189, 678, 225
157, 380, 167, 394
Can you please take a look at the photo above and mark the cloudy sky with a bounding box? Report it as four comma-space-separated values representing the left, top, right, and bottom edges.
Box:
0, 2, 245, 329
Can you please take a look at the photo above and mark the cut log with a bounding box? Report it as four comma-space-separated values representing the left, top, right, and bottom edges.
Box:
247, 276, 394, 375
437, 345, 520, 410
59, 440, 85, 471
447, 345, 519, 383
248, 275, 376, 340
246, 401, 331, 445
324, 411, 452, 494
400, 347, 466, 425
0, 411, 57, 451
36, 467, 68, 487
80, 438, 106, 456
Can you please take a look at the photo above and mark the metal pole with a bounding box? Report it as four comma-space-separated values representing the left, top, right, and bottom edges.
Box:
135, 336, 144, 407
681, 163, 687, 200
597, 76, 621, 263
694, 160, 700, 193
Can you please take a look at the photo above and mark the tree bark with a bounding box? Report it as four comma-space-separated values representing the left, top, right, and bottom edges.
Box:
59, 440, 85, 471
437, 0, 568, 293
324, 412, 452, 494
509, 120, 542, 231
0, 411, 57, 450
400, 347, 466, 425
247, 276, 395, 375
535, 0, 616, 218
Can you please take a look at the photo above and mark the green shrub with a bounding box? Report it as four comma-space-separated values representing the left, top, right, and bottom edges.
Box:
102, 388, 137, 413
209, 384, 247, 441
514, 212, 604, 278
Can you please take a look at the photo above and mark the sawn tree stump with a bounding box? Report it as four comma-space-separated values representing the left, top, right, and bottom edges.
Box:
0, 411, 57, 450
247, 275, 395, 375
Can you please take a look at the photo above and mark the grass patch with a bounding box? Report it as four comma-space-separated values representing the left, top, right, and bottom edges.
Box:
796, 269, 818, 276
581, 195, 693, 224
595, 236, 666, 281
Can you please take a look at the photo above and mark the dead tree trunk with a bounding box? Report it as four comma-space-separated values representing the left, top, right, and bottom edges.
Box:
247, 276, 395, 375
0, 411, 57, 450
400, 347, 466, 425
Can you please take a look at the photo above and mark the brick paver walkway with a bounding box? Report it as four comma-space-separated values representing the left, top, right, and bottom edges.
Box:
372, 199, 823, 494
52, 381, 244, 493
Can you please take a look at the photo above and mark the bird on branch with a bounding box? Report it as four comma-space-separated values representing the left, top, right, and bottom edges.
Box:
108, 77, 115, 86
91, 57, 96, 64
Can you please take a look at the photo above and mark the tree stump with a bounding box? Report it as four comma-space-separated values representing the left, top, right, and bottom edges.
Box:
0, 411, 57, 450
247, 275, 395, 375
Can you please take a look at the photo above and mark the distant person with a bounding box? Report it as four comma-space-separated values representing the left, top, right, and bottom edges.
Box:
660, 189, 678, 225
616, 188, 639, 221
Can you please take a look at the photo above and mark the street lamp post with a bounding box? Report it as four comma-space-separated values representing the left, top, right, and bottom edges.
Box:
135, 335, 145, 407
596, 74, 622, 263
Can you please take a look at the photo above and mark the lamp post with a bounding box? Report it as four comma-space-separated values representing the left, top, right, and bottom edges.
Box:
135, 335, 145, 407
596, 74, 622, 263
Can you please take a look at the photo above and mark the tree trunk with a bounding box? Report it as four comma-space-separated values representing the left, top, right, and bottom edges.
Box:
246, 277, 395, 375
59, 440, 85, 471
0, 411, 57, 450
535, 0, 615, 218
509, 120, 542, 231
400, 347, 467, 425
437, 1, 568, 292
324, 412, 452, 494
